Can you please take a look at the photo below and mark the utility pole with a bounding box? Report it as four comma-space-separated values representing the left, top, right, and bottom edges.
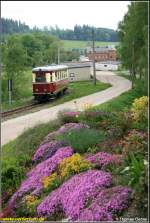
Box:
92, 29, 96, 85
57, 47, 60, 64
8, 79, 12, 106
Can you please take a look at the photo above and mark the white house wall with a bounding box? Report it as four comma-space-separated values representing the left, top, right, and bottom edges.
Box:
68, 67, 91, 82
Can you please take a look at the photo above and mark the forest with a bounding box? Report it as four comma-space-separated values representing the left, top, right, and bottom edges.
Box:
117, 1, 148, 87
1, 18, 118, 42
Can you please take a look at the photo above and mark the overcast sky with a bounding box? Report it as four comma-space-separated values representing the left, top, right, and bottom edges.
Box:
1, 1, 130, 30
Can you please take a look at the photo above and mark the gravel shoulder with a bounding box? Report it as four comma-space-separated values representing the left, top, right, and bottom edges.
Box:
1, 71, 131, 146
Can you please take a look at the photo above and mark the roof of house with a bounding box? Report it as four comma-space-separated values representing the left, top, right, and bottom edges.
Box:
86, 45, 116, 53
62, 61, 92, 68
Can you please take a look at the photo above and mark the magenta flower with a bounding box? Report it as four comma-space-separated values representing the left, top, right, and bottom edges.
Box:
8, 147, 73, 208
32, 140, 68, 162
78, 186, 132, 221
58, 123, 89, 134
86, 152, 123, 168
37, 170, 112, 220
40, 123, 89, 145
63, 111, 81, 117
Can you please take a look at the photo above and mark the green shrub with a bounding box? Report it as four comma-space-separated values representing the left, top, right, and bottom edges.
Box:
119, 129, 148, 158
56, 128, 105, 153
120, 152, 148, 217
57, 110, 79, 124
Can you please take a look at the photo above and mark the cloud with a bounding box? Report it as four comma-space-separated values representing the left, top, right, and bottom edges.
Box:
1, 1, 130, 30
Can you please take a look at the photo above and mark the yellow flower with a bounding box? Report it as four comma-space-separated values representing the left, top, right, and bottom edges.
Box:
131, 96, 148, 122
82, 103, 93, 111
58, 153, 92, 179
42, 173, 57, 188
25, 195, 37, 206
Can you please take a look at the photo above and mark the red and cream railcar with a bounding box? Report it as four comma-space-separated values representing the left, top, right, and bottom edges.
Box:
32, 65, 69, 101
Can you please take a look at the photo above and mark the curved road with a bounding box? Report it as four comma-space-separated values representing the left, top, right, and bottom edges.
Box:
1, 71, 131, 146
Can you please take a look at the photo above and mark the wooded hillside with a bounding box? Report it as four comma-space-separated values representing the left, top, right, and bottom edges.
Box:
1, 18, 118, 42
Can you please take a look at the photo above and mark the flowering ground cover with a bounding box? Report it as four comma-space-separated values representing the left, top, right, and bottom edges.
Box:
37, 170, 113, 220
1, 95, 148, 220
85, 152, 123, 168
8, 147, 73, 208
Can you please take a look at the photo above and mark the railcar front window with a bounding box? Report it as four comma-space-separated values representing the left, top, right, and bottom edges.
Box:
35, 73, 46, 82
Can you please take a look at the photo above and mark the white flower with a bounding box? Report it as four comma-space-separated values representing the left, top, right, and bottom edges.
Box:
144, 160, 148, 166
62, 218, 70, 222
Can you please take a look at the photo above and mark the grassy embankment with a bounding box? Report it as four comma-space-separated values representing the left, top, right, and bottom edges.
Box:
61, 40, 119, 50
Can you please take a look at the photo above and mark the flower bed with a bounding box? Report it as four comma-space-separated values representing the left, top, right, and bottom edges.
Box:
85, 152, 123, 168
8, 147, 73, 208
42, 153, 93, 191
79, 186, 132, 221
32, 141, 68, 163
37, 170, 112, 220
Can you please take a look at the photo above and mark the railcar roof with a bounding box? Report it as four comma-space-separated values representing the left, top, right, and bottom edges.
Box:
32, 65, 68, 72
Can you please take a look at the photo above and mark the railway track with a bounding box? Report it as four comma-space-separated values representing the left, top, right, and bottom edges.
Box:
1, 91, 68, 119
1, 96, 58, 118
1, 103, 39, 118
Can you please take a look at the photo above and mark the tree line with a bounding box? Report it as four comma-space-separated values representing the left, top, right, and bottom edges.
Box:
117, 2, 148, 88
1, 18, 118, 42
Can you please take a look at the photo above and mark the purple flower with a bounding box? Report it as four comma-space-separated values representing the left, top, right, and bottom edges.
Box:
8, 147, 73, 208
86, 152, 123, 168
32, 140, 68, 162
37, 170, 112, 220
63, 111, 80, 117
78, 186, 132, 221
40, 123, 89, 145
58, 123, 89, 134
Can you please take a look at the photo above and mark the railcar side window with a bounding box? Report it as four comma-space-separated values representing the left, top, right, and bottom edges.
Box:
55, 72, 57, 81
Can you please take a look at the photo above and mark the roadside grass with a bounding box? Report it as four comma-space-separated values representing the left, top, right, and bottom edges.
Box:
61, 40, 119, 50
2, 69, 33, 111
2, 80, 111, 114
94, 77, 148, 112
51, 80, 111, 106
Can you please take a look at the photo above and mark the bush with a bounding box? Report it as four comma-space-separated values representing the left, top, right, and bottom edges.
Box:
119, 129, 148, 157
131, 96, 148, 124
55, 128, 105, 153
122, 153, 147, 188
78, 110, 114, 128
120, 153, 148, 217
58, 110, 80, 124
109, 110, 133, 134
